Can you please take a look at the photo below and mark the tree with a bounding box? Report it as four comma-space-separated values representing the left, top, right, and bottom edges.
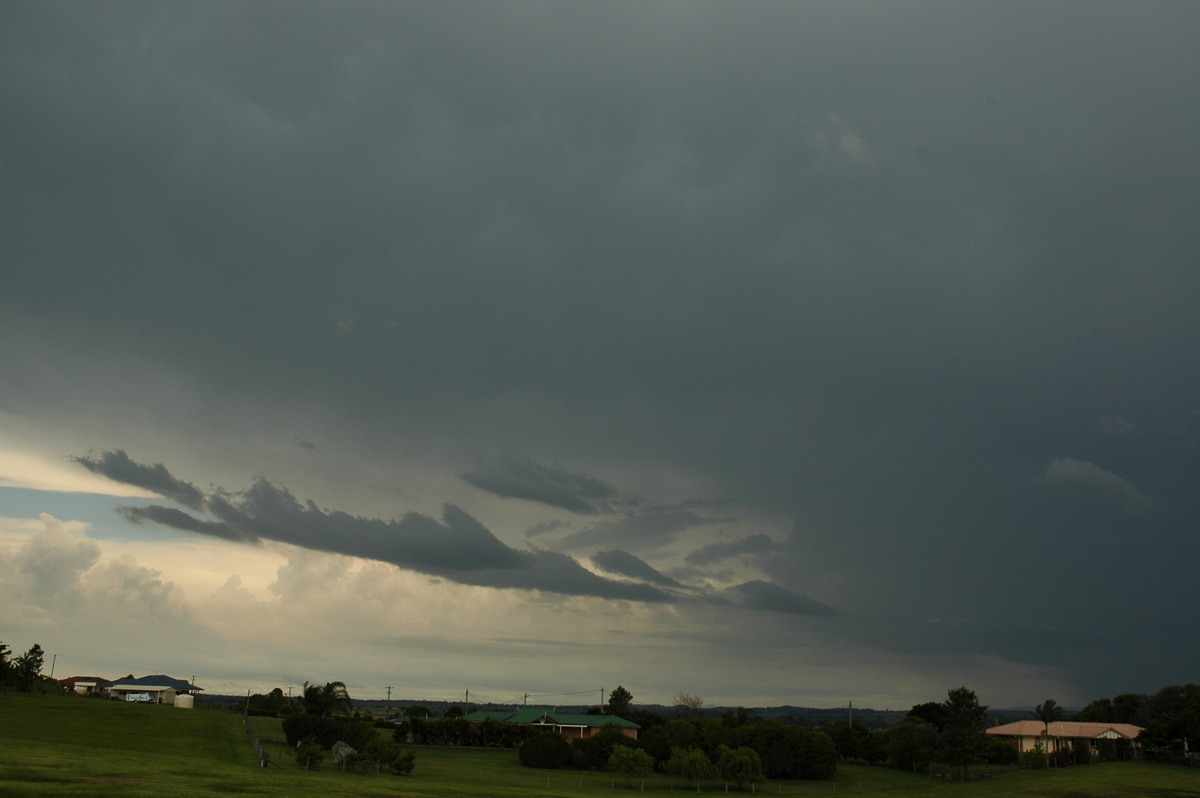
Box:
13, 643, 45, 693
906, 701, 947, 732
606, 685, 633, 718
665, 746, 717, 786
885, 718, 937, 770
571, 725, 635, 770
295, 736, 324, 769
1140, 684, 1200, 753
939, 687, 988, 780
721, 707, 757, 728
821, 718, 884, 763
519, 732, 572, 769
715, 744, 764, 789
1033, 699, 1065, 760
771, 725, 838, 780
0, 641, 11, 685
1073, 698, 1113, 723
673, 692, 705, 716
302, 680, 352, 717
608, 745, 654, 786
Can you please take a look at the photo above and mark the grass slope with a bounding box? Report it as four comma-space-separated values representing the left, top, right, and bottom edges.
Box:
2, 695, 1199, 796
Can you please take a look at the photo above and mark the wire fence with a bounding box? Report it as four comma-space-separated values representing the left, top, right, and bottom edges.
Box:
242, 714, 277, 768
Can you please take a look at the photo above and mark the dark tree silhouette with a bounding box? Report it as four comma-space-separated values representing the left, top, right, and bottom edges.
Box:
302, 680, 353, 717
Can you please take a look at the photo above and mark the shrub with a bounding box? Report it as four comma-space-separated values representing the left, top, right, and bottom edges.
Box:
609, 746, 654, 786
987, 736, 1019, 765
519, 732, 572, 769
283, 713, 378, 751
759, 726, 838, 780
571, 726, 636, 770
333, 717, 379, 751
885, 719, 937, 770
283, 714, 338, 748
295, 736, 324, 770
393, 749, 416, 775
715, 744, 764, 788
664, 746, 716, 784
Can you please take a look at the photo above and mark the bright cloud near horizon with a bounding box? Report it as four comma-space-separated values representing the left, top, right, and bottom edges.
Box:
2, 2, 1198, 712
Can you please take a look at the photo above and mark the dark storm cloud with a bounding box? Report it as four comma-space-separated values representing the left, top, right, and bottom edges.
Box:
4, 0, 1200, 700
685, 534, 778, 566
73, 450, 205, 510
591, 549, 684, 588
561, 508, 710, 551
118, 505, 250, 543
462, 453, 616, 513
721, 581, 836, 618
86, 450, 668, 601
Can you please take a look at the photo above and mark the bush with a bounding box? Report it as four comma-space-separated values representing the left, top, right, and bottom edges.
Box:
609, 746, 654, 786
356, 738, 416, 775
282, 714, 377, 751
758, 726, 838, 780
295, 736, 324, 770
716, 744, 763, 788
283, 715, 338, 748
571, 726, 636, 770
664, 746, 716, 784
885, 719, 937, 770
987, 736, 1019, 765
393, 749, 416, 775
519, 732, 572, 769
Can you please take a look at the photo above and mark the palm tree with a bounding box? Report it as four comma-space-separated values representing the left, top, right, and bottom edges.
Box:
302, 680, 353, 717
1034, 699, 1066, 761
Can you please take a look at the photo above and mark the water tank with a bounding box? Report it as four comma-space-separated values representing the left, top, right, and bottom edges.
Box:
175, 693, 195, 709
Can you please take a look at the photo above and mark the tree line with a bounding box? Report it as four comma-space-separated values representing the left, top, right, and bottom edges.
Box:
0, 641, 50, 693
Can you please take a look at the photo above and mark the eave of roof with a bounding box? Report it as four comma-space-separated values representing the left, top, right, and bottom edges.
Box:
987, 720, 1143, 738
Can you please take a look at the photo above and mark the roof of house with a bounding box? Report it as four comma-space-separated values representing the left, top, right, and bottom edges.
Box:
987, 720, 1142, 739
464, 707, 639, 729
109, 675, 202, 691
58, 676, 113, 687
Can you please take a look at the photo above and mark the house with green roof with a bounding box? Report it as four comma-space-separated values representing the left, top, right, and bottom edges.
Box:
464, 707, 640, 741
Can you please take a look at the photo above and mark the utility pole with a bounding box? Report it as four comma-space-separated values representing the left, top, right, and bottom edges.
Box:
50, 654, 57, 679
386, 685, 393, 714
524, 693, 528, 706
601, 687, 605, 708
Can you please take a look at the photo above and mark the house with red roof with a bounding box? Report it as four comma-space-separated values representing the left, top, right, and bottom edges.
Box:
987, 720, 1143, 754
58, 676, 112, 696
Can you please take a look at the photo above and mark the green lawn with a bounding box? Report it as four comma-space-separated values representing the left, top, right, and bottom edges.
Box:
2, 694, 1199, 796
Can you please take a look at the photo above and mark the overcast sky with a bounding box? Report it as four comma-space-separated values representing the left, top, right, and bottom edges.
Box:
3, 1, 1198, 711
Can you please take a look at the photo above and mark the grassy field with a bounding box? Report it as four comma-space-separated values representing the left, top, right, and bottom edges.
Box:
2, 694, 1199, 796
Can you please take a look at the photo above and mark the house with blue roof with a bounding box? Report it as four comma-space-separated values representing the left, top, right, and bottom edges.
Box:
108, 674, 201, 706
